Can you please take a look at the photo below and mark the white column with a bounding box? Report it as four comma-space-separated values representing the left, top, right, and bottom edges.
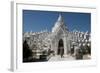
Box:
51, 39, 57, 55
63, 34, 67, 55
55, 38, 58, 55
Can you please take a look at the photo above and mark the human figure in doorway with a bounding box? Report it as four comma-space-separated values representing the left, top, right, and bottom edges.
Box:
60, 47, 64, 58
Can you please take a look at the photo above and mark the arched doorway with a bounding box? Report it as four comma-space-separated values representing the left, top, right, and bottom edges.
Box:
57, 39, 64, 55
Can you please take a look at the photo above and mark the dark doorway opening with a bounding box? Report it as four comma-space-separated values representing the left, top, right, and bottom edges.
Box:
57, 39, 64, 55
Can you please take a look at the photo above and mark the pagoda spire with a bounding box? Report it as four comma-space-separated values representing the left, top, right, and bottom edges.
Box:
52, 13, 68, 32
57, 13, 64, 23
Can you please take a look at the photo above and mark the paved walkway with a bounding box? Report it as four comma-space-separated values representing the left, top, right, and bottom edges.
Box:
48, 54, 91, 61
48, 55, 75, 61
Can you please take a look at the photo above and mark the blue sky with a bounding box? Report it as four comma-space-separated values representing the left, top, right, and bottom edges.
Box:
23, 10, 91, 32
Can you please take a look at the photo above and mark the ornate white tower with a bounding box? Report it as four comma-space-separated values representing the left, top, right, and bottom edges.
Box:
52, 14, 68, 33
51, 14, 69, 55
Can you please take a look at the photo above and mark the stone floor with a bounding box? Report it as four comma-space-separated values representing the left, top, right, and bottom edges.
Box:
48, 54, 91, 61
48, 55, 74, 61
